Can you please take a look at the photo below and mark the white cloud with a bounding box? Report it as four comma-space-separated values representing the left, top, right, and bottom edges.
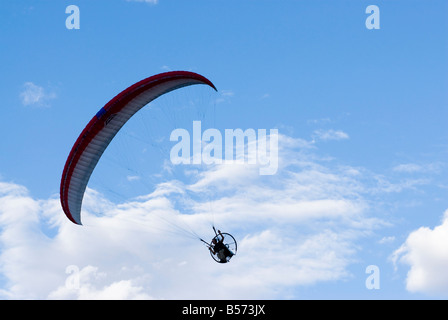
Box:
20, 82, 56, 107
392, 163, 423, 173
392, 162, 443, 174
312, 129, 349, 142
125, 0, 158, 4
307, 118, 332, 125
214, 90, 235, 104
379, 236, 395, 244
0, 134, 389, 299
48, 266, 153, 300
392, 209, 448, 297
127, 175, 141, 182
229, 229, 355, 291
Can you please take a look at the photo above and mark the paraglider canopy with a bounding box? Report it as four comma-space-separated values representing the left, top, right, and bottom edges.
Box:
60, 71, 217, 225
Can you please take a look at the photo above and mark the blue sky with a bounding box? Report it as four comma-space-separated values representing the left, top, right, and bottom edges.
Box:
0, 0, 447, 299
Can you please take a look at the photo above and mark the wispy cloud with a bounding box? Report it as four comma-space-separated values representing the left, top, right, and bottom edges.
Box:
393, 163, 423, 173
2, 131, 445, 299
307, 118, 332, 125
20, 82, 56, 107
392, 162, 443, 174
215, 90, 235, 104
312, 129, 349, 142
125, 0, 159, 4
0, 133, 387, 299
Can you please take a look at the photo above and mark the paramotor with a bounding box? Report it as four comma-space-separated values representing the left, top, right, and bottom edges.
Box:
207, 229, 237, 263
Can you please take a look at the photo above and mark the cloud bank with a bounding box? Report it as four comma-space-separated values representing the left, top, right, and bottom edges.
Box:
1, 133, 444, 299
